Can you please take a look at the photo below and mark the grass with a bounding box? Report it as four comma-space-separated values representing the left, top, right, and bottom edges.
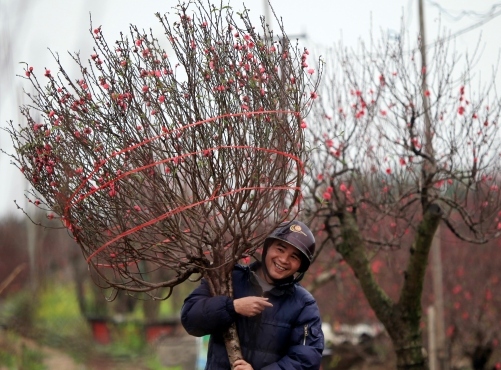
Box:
0, 331, 47, 370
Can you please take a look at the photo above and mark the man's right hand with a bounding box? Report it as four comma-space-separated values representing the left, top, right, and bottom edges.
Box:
233, 296, 273, 317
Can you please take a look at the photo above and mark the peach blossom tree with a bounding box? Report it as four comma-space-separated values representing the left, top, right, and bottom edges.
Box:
4, 1, 321, 364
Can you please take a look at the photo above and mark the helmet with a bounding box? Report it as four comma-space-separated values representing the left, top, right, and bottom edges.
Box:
264, 220, 315, 273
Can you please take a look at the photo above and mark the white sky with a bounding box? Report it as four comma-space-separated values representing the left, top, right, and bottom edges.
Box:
1, 0, 500, 218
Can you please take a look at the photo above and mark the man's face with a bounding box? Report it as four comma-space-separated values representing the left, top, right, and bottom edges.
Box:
264, 240, 302, 281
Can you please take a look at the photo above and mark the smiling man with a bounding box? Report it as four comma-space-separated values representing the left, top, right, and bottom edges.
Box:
181, 220, 324, 370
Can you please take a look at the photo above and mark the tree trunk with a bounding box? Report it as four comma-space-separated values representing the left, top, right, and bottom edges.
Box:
335, 205, 442, 370
206, 267, 243, 369
223, 322, 243, 368
393, 334, 428, 370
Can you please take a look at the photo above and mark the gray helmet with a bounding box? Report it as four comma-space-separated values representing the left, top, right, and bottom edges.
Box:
264, 220, 315, 273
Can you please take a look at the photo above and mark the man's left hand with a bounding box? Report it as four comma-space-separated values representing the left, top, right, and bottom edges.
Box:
233, 359, 254, 370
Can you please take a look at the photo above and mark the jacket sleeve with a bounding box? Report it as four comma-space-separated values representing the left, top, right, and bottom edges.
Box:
181, 278, 237, 337
262, 299, 324, 370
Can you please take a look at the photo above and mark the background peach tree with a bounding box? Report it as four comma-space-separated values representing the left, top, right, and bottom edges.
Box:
302, 29, 501, 370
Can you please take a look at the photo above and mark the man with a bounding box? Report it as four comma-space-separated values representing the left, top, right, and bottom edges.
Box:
181, 220, 324, 369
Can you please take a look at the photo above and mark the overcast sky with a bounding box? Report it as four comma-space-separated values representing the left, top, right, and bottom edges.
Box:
1, 0, 500, 218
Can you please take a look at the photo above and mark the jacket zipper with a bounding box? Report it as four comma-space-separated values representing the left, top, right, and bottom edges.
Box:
303, 324, 308, 345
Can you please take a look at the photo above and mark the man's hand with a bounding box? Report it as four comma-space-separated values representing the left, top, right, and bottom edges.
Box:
233, 359, 254, 370
233, 296, 273, 317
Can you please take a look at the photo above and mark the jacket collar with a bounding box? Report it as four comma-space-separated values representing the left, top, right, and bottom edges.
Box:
246, 261, 295, 296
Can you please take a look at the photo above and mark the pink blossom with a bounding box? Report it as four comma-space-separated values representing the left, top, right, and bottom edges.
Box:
307, 69, 315, 75
371, 260, 383, 274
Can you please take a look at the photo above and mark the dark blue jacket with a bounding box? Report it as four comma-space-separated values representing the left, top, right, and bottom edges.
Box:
181, 263, 324, 369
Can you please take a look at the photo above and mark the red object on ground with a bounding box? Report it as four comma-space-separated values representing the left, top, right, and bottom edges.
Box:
88, 318, 111, 344
144, 319, 180, 343
145, 324, 173, 343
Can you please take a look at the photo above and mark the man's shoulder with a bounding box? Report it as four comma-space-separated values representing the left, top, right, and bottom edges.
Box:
293, 283, 316, 303
232, 263, 252, 282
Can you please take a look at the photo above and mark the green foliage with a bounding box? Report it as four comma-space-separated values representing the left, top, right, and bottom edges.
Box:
0, 289, 35, 329
34, 281, 89, 338
0, 337, 47, 370
106, 321, 146, 359
146, 355, 182, 370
